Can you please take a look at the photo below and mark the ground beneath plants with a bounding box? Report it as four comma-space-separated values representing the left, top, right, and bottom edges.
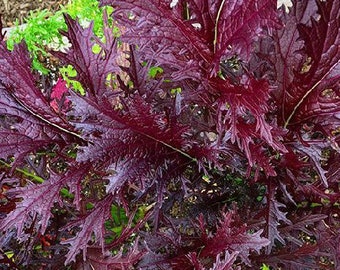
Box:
1, 0, 69, 27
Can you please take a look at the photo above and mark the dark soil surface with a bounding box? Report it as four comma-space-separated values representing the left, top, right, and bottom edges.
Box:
1, 0, 69, 27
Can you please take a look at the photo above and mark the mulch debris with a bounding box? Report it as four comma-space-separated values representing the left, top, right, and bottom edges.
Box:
1, 0, 69, 27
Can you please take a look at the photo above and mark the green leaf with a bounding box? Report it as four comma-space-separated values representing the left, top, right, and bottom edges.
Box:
148, 66, 163, 78
260, 263, 270, 270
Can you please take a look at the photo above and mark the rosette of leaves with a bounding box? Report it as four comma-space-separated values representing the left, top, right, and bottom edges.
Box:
0, 0, 339, 269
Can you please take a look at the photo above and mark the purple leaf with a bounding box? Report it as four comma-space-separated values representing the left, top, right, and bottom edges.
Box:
264, 183, 292, 253
199, 210, 270, 266
275, 0, 340, 134
102, 0, 278, 74
0, 165, 90, 239
62, 194, 114, 265
186, 252, 205, 270
0, 132, 50, 161
0, 42, 72, 130
53, 13, 120, 99
210, 251, 239, 270
82, 241, 145, 270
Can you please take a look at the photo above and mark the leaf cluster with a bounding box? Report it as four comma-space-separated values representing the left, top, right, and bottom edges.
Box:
0, 0, 339, 269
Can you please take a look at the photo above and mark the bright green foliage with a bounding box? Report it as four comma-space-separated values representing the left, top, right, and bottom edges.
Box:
148, 66, 163, 78
6, 0, 114, 75
105, 204, 147, 242
66, 0, 114, 37
260, 264, 271, 270
6, 9, 67, 74
59, 64, 85, 94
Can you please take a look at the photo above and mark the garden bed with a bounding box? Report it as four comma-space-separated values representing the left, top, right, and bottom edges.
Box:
1, 0, 68, 27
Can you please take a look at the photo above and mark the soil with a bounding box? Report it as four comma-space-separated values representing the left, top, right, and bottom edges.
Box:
0, 0, 292, 29
1, 0, 69, 27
